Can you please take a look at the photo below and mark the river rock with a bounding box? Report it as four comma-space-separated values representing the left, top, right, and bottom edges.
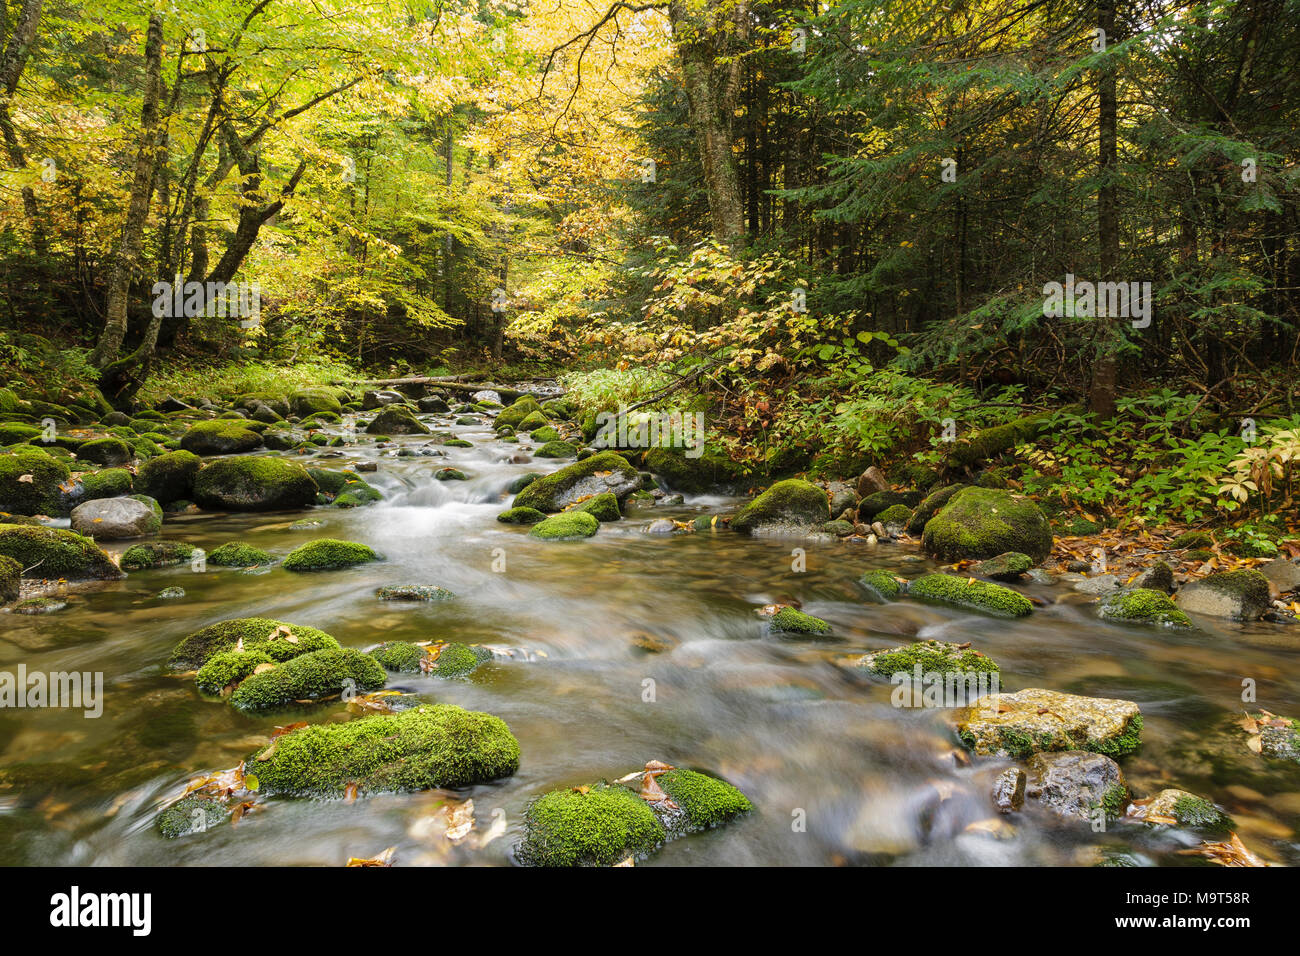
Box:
972, 551, 1032, 581
70, 496, 161, 539
1129, 788, 1233, 834
827, 481, 857, 516
418, 396, 451, 413
0, 444, 70, 515
472, 389, 502, 405
955, 688, 1142, 758
1258, 557, 1300, 597
921, 487, 1052, 562
855, 466, 890, 497
361, 389, 407, 410
1176, 569, 1271, 620
730, 479, 830, 535
180, 420, 264, 455
0, 524, 124, 580
992, 767, 1026, 813
512, 452, 640, 512
1024, 750, 1128, 822
1097, 587, 1192, 628
365, 405, 430, 435
1131, 560, 1175, 593
192, 456, 318, 511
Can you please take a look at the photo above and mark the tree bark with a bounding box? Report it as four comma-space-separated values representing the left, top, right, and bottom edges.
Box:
0, 0, 46, 252
1088, 0, 1119, 420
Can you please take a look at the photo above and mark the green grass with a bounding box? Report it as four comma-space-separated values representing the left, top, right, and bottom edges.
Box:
137, 359, 356, 406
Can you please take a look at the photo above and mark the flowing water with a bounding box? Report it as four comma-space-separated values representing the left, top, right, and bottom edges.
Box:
3, 403, 1300, 867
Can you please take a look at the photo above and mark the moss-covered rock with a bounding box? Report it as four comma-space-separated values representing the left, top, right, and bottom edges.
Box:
305, 467, 348, 495
945, 412, 1053, 468
369, 641, 428, 673
247, 704, 520, 797
858, 639, 999, 678
166, 617, 340, 671
425, 643, 492, 678
0, 553, 19, 602
282, 538, 378, 571
769, 606, 831, 636
229, 647, 387, 711
517, 410, 550, 432
179, 420, 263, 455
656, 768, 752, 831
375, 584, 454, 601
641, 446, 742, 493
0, 422, 41, 445
972, 551, 1033, 581
1176, 569, 1271, 621
0, 524, 123, 580
908, 573, 1033, 617
0, 444, 70, 515
194, 649, 277, 695
518, 783, 665, 867
365, 405, 429, 435
1132, 789, 1233, 835
157, 795, 229, 839
497, 506, 547, 525
1253, 713, 1300, 764
955, 688, 1143, 758
513, 452, 640, 512
120, 540, 196, 570
332, 478, 382, 508
858, 490, 909, 521
572, 492, 621, 521
131, 449, 199, 507
529, 425, 560, 443
530, 511, 599, 539
207, 542, 275, 567
506, 472, 541, 494
78, 468, 133, 500
534, 440, 578, 458
495, 396, 545, 431
1023, 750, 1129, 823
434, 467, 467, 481
905, 484, 967, 535
730, 479, 830, 535
192, 456, 318, 511
921, 487, 1052, 562
874, 503, 913, 530
1171, 530, 1213, 550
288, 388, 343, 417
1098, 587, 1192, 628
76, 437, 134, 467
858, 569, 903, 602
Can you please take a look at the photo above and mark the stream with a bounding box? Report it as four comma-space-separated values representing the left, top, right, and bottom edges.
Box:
3, 400, 1299, 866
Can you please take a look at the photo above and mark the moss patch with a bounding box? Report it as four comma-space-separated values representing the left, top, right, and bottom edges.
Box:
908, 573, 1033, 617
166, 617, 339, 671
518, 783, 665, 867
282, 538, 378, 571
230, 647, 386, 711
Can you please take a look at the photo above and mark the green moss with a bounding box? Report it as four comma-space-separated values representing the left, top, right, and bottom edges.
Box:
136, 451, 202, 502
157, 796, 228, 839
945, 412, 1052, 468
375, 585, 454, 601
512, 451, 639, 512
207, 542, 275, 567
0, 523, 122, 579
365, 405, 429, 435
859, 569, 903, 602
1183, 548, 1214, 562
534, 440, 577, 458
194, 649, 276, 695
905, 484, 966, 534
1171, 530, 1213, 549
247, 704, 520, 797
443, 438, 473, 448
79, 468, 133, 499
0, 444, 70, 515
229, 647, 387, 711
518, 783, 665, 867
921, 486, 1053, 562
1087, 713, 1143, 759
120, 541, 196, 570
769, 606, 831, 636
179, 420, 263, 455
166, 617, 340, 671
971, 551, 1033, 580
530, 425, 561, 443
656, 769, 752, 830
306, 467, 349, 495
874, 503, 912, 526
370, 641, 427, 673
1098, 588, 1192, 628
529, 511, 599, 539
282, 538, 378, 571
192, 456, 317, 511
859, 638, 1000, 678
289, 388, 343, 417
76, 437, 134, 466
495, 396, 544, 431
572, 492, 621, 521
497, 506, 547, 525
427, 643, 492, 678
507, 472, 541, 494
332, 479, 382, 508
821, 519, 855, 536
435, 467, 468, 480
907, 573, 1034, 617
1172, 794, 1233, 835
517, 410, 550, 432
1096, 782, 1130, 823
0, 423, 42, 444
0, 554, 20, 602
730, 479, 830, 534
641, 445, 742, 492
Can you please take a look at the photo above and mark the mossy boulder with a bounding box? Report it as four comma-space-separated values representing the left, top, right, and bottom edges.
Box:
180, 420, 263, 455
529, 425, 561, 443
370, 641, 428, 673
656, 768, 752, 831
858, 639, 1000, 679
365, 405, 429, 435
572, 492, 621, 521
0, 524, 123, 580
506, 472, 541, 494
0, 444, 70, 515
0, 554, 19, 602
1176, 569, 1271, 621
641, 446, 742, 493
246, 704, 520, 797
955, 688, 1143, 758
1171, 530, 1214, 550
120, 541, 196, 570
972, 551, 1033, 581
905, 484, 967, 535
332, 478, 383, 508
288, 389, 343, 417
207, 542, 275, 567
305, 467, 348, 496
921, 487, 1052, 562
76, 437, 134, 467
517, 410, 550, 432
375, 584, 454, 601
166, 617, 340, 671
945, 412, 1052, 468
229, 647, 387, 712
435, 467, 467, 481
530, 511, 599, 539
282, 538, 378, 571
0, 422, 41, 445
428, 643, 493, 678
157, 796, 228, 839
534, 440, 578, 459
497, 506, 547, 525
518, 783, 665, 867
730, 479, 830, 535
512, 452, 640, 512
70, 496, 161, 539
1132, 789, 1233, 835
192, 456, 318, 511
857, 490, 908, 521
874, 503, 913, 531
495, 396, 545, 431
78, 468, 133, 500
769, 606, 831, 636
908, 573, 1033, 617
858, 569, 903, 602
194, 649, 277, 695
1098, 588, 1192, 628
1024, 750, 1129, 823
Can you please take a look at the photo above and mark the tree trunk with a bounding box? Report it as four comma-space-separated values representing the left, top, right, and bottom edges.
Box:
92, 13, 165, 369
0, 0, 47, 253
1088, 0, 1119, 420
